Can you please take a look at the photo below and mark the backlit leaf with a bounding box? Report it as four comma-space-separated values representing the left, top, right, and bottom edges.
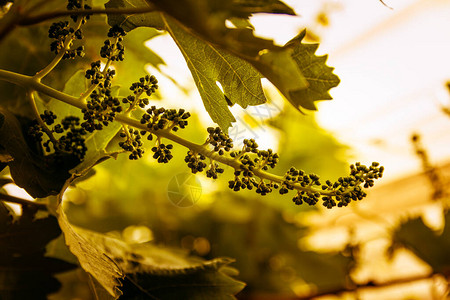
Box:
160, 15, 266, 130
284, 30, 340, 110
105, 0, 339, 131
58, 207, 124, 298
58, 205, 245, 299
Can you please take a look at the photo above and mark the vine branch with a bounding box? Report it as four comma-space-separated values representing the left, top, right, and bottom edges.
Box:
19, 6, 157, 26
33, 12, 85, 80
0, 68, 382, 207
0, 192, 48, 210
0, 5, 156, 41
27, 90, 59, 146
0, 70, 348, 195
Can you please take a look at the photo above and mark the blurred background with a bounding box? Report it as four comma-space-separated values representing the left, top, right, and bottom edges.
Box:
4, 0, 449, 299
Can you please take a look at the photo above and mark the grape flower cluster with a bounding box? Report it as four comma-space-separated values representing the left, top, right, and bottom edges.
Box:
48, 21, 84, 59
100, 25, 126, 62
30, 2, 384, 210
28, 112, 88, 160
67, 0, 92, 23
118, 106, 191, 161
122, 75, 158, 110
82, 63, 122, 132
48, 0, 91, 59
183, 127, 384, 209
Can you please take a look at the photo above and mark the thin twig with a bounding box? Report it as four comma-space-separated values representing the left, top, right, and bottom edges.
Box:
379, 0, 393, 10
0, 192, 47, 209
19, 6, 157, 27
34, 10, 84, 80
125, 90, 144, 115
27, 90, 59, 147
0, 68, 368, 199
79, 56, 113, 103
0, 5, 156, 42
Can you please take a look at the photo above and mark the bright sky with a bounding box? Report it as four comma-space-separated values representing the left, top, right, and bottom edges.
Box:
255, 0, 450, 181
312, 0, 450, 182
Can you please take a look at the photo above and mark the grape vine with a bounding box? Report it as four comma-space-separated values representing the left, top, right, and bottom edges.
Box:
0, 1, 404, 299
0, 0, 384, 210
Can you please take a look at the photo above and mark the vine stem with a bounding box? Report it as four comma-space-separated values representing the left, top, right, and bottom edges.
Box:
79, 58, 113, 103
19, 6, 157, 27
125, 90, 144, 115
34, 11, 85, 80
0, 68, 340, 197
27, 90, 59, 146
0, 192, 48, 210
0, 5, 157, 41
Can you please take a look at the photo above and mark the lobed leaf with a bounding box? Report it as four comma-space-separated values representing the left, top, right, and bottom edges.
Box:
58, 205, 245, 299
105, 0, 340, 131
160, 15, 266, 130
106, 0, 267, 130
57, 207, 124, 298
143, 0, 295, 57
284, 30, 340, 110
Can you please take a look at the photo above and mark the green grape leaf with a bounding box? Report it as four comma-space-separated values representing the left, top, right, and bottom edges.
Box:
105, 0, 294, 40
106, 1, 267, 130
143, 0, 295, 55
138, 0, 313, 108
105, 0, 339, 131
120, 259, 244, 300
392, 212, 450, 274
57, 207, 124, 298
58, 206, 245, 299
160, 15, 266, 130
0, 108, 79, 198
284, 30, 340, 110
